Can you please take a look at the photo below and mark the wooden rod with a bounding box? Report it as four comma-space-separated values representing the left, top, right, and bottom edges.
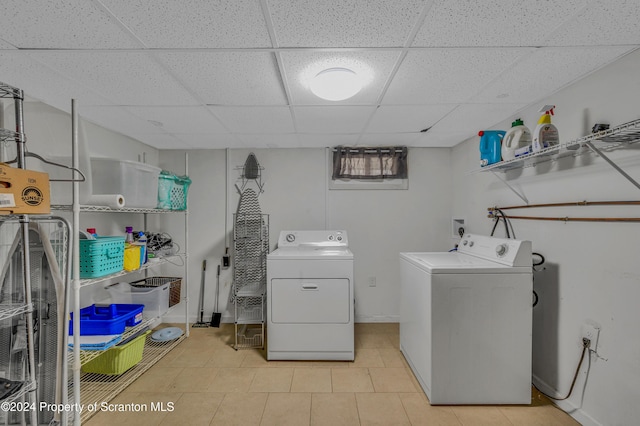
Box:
489, 200, 640, 211
488, 214, 640, 222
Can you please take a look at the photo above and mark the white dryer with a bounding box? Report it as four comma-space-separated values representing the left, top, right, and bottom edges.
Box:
267, 230, 354, 361
400, 234, 533, 405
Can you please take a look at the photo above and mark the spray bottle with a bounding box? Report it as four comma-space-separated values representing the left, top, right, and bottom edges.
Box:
532, 105, 559, 152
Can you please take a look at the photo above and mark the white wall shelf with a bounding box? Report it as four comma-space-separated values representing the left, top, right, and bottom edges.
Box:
474, 118, 640, 173
473, 118, 640, 203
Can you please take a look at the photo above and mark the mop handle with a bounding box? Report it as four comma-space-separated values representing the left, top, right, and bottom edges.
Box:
198, 260, 206, 321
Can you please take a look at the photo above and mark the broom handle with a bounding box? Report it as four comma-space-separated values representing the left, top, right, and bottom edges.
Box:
215, 265, 221, 312
198, 260, 206, 322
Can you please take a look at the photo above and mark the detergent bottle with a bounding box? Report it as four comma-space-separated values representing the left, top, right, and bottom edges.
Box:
501, 118, 532, 161
478, 130, 505, 166
532, 105, 559, 152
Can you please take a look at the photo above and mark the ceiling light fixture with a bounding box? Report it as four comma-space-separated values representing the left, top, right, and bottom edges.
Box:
310, 67, 363, 101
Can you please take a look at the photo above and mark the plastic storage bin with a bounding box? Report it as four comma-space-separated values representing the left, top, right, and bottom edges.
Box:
79, 236, 125, 278
157, 172, 191, 210
69, 304, 144, 335
106, 282, 170, 319
82, 330, 151, 375
130, 277, 182, 307
91, 158, 161, 208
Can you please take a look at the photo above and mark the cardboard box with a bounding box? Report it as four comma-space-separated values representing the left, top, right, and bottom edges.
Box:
0, 163, 51, 215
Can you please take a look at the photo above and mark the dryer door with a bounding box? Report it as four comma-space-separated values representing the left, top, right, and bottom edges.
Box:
271, 278, 350, 323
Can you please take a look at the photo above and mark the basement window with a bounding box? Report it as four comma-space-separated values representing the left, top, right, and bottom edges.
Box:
329, 146, 408, 190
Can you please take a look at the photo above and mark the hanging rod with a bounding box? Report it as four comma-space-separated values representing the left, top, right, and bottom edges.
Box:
489, 200, 640, 211
487, 213, 640, 223
332, 146, 407, 154
4, 151, 86, 182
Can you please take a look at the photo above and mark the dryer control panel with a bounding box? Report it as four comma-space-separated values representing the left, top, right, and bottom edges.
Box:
458, 234, 532, 267
277, 230, 348, 248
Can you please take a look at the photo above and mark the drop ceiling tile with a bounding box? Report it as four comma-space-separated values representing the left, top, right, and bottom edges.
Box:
209, 106, 295, 134
423, 103, 529, 147
130, 133, 193, 150
297, 133, 361, 147
471, 46, 635, 104
157, 51, 286, 105
365, 105, 456, 133
415, 131, 477, 147
173, 133, 245, 149
0, 39, 16, 49
268, 0, 429, 47
358, 133, 421, 146
293, 106, 376, 133
101, 0, 271, 48
80, 106, 168, 136
545, 2, 640, 46
383, 48, 531, 104
412, 0, 588, 47
0, 51, 113, 111
125, 106, 228, 134
280, 50, 401, 105
236, 134, 300, 148
0, 0, 139, 48
27, 51, 199, 105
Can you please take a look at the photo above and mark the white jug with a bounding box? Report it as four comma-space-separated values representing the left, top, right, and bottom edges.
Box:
501, 118, 532, 161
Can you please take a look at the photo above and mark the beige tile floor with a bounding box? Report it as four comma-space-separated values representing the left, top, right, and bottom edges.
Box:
86, 323, 579, 426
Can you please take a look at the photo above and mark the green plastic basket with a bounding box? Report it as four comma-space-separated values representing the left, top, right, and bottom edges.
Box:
79, 236, 125, 278
157, 172, 191, 210
82, 330, 151, 375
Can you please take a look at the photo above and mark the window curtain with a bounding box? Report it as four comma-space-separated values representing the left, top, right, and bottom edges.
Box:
332, 146, 408, 180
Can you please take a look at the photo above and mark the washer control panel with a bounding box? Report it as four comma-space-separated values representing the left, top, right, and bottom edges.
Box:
458, 234, 531, 267
278, 230, 348, 247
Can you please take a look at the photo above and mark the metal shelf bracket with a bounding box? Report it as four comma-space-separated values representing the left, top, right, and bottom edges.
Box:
584, 141, 640, 192
490, 170, 529, 204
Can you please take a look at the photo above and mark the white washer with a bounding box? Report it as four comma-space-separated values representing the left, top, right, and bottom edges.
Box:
267, 230, 354, 361
400, 234, 532, 405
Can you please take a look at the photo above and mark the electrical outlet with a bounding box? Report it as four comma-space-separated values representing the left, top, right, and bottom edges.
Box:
368, 277, 377, 287
581, 323, 600, 348
452, 217, 466, 238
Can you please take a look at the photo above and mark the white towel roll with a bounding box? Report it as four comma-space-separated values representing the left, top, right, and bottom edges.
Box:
86, 194, 125, 209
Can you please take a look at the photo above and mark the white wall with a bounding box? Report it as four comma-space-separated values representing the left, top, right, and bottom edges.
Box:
451, 48, 640, 426
160, 146, 453, 324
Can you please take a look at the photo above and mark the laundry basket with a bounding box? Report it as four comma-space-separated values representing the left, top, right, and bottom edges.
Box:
157, 172, 191, 210
81, 330, 151, 375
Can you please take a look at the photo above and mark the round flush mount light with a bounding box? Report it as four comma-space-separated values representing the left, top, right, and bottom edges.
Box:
310, 67, 363, 101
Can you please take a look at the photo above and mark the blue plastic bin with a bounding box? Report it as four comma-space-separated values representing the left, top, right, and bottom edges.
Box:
69, 304, 144, 335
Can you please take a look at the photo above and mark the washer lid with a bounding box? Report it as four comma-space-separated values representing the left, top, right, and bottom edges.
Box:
268, 246, 353, 260
400, 252, 530, 274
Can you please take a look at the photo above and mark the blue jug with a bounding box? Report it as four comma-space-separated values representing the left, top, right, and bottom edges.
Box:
479, 130, 505, 166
